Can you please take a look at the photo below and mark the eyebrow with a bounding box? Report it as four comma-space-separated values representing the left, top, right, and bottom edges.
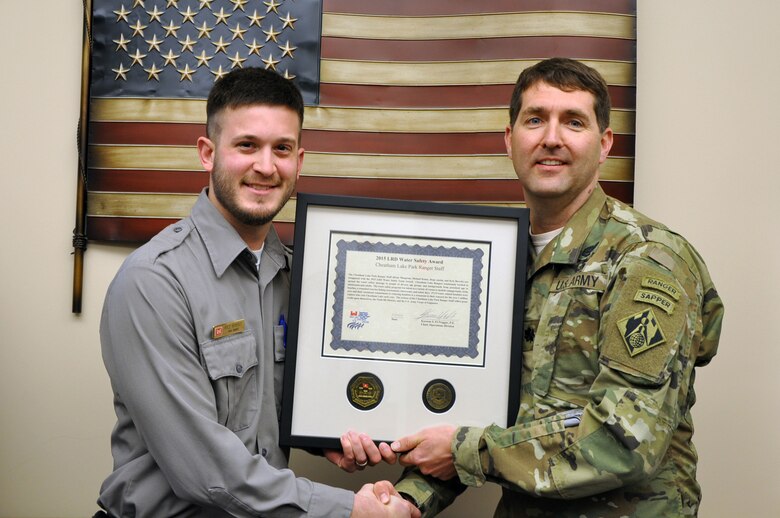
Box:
521, 106, 591, 121
232, 134, 299, 145
521, 106, 547, 116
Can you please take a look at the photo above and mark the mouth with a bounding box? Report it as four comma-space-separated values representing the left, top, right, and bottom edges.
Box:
243, 182, 277, 194
537, 159, 566, 166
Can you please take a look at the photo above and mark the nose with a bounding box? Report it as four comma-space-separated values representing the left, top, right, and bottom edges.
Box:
252, 148, 275, 176
541, 121, 563, 149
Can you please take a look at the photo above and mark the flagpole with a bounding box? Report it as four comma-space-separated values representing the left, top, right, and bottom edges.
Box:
73, 0, 92, 314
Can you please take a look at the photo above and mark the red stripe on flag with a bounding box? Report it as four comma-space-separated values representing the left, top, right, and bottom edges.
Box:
87, 217, 180, 242
88, 169, 634, 204
88, 169, 208, 193
302, 131, 634, 156
321, 36, 637, 62
88, 124, 635, 158
88, 217, 296, 245
89, 122, 205, 146
298, 178, 633, 204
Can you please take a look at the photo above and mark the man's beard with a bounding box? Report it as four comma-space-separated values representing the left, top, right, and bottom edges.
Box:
211, 159, 295, 227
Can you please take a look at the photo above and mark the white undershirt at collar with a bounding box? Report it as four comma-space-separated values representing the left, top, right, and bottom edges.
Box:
530, 227, 563, 255
250, 244, 264, 269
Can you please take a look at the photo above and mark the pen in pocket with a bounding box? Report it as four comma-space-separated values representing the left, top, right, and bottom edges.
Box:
278, 314, 287, 348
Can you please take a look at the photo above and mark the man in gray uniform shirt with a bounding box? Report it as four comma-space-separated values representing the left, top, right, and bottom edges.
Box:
96, 68, 416, 518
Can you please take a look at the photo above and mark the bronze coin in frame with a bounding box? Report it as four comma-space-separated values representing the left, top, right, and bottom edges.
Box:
422, 379, 455, 413
347, 372, 384, 411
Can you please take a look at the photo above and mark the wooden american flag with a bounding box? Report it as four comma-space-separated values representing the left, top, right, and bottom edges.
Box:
82, 0, 636, 245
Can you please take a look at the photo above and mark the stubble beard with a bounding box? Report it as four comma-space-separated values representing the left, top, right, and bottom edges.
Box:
211, 158, 295, 227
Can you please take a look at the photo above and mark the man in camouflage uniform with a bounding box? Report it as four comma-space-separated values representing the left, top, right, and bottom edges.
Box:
384, 58, 724, 517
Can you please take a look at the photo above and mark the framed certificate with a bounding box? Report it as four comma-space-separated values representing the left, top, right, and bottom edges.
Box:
280, 194, 528, 449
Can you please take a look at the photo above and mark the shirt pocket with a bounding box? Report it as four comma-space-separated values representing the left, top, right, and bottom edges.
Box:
548, 287, 602, 404
529, 291, 572, 397
273, 324, 286, 419
202, 333, 259, 432
502, 408, 583, 445
273, 324, 286, 362
488, 409, 582, 484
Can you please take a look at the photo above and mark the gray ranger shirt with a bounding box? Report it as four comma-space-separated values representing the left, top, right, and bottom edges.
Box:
98, 190, 353, 517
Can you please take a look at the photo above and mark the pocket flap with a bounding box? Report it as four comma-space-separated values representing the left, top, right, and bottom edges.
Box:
202, 334, 258, 380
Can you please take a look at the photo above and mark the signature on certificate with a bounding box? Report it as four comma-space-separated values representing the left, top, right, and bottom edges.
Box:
416, 309, 457, 322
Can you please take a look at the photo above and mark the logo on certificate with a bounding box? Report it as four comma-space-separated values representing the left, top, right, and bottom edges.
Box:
347, 310, 370, 330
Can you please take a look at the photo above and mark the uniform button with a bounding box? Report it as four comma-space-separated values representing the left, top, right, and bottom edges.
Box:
173, 226, 182, 233
261, 448, 268, 456
236, 364, 243, 374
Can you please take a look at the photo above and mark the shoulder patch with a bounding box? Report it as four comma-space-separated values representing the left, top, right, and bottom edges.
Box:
617, 308, 666, 357
634, 289, 675, 314
641, 276, 681, 300
600, 257, 691, 384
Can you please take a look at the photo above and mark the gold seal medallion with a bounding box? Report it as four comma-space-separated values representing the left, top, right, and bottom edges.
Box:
423, 379, 455, 413
347, 373, 384, 410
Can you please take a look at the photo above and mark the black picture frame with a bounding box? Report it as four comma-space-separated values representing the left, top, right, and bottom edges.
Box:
280, 193, 528, 449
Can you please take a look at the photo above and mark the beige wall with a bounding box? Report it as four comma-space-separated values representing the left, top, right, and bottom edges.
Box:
1, 1, 777, 516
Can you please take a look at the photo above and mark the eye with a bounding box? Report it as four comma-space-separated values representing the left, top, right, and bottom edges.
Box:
525, 116, 543, 126
237, 141, 255, 150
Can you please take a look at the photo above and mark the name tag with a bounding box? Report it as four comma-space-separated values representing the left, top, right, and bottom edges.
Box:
551, 273, 606, 292
212, 319, 245, 339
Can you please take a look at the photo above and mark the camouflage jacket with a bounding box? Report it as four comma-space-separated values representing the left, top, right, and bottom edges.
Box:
396, 186, 724, 517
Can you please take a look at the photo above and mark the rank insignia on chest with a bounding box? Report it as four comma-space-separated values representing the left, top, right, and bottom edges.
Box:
617, 308, 666, 357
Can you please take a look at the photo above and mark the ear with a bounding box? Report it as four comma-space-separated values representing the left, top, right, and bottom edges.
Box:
197, 136, 216, 172
599, 128, 614, 163
504, 125, 514, 158
295, 146, 305, 180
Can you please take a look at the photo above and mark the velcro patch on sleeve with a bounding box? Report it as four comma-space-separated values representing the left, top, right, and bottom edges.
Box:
601, 257, 690, 384
648, 247, 677, 272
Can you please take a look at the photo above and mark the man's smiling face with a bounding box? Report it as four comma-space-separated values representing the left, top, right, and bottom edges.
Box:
201, 104, 303, 234
505, 81, 613, 210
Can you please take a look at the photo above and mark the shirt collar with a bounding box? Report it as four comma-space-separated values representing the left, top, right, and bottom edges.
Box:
190, 189, 288, 278
531, 184, 607, 270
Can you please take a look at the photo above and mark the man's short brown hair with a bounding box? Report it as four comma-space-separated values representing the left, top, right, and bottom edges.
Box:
508, 58, 611, 132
